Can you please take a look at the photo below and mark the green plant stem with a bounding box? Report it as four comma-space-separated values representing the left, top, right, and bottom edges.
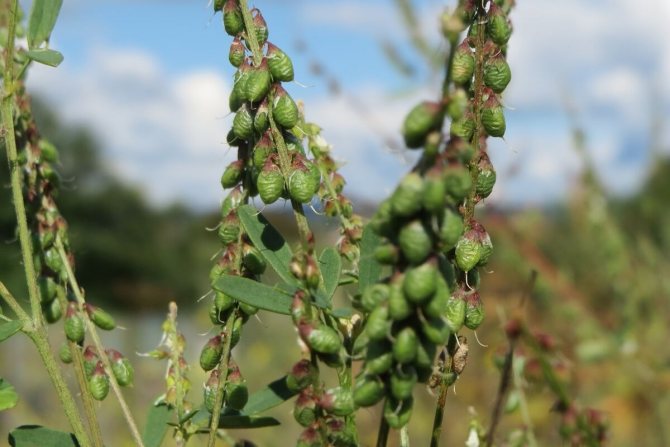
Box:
376, 412, 390, 447
55, 238, 145, 447
485, 342, 515, 447
239, 0, 262, 67
0, 282, 31, 324
400, 425, 410, 447
206, 311, 238, 447
429, 371, 450, 447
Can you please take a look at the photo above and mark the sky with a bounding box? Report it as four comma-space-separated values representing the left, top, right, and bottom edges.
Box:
22, 0, 670, 210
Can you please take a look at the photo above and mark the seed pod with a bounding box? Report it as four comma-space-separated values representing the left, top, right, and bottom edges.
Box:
388, 279, 412, 321
223, 0, 244, 36
38, 276, 58, 303
86, 304, 116, 331
272, 85, 299, 129
451, 40, 475, 85
296, 426, 320, 447
242, 244, 267, 275
467, 21, 483, 47
398, 220, 433, 265
88, 363, 110, 401
384, 397, 414, 429
229, 317, 244, 348
108, 349, 134, 387
353, 374, 385, 407
320, 386, 354, 417
59, 342, 73, 364
422, 168, 448, 215
199, 335, 223, 371
439, 207, 465, 251
233, 104, 254, 140
317, 349, 345, 368
252, 131, 274, 168
464, 295, 485, 330
414, 339, 437, 379
482, 95, 506, 138
266, 42, 294, 82
476, 154, 497, 198
365, 340, 394, 374
218, 212, 240, 245
365, 306, 391, 341
444, 165, 473, 201
225, 365, 249, 410
83, 346, 98, 379
245, 59, 272, 103
391, 172, 424, 217
286, 359, 317, 392
484, 53, 511, 93
252, 10, 269, 46
300, 323, 341, 355
42, 295, 62, 323
38, 139, 59, 163
43, 248, 64, 277
288, 161, 319, 204
203, 370, 220, 412
390, 365, 418, 400
447, 88, 469, 121
369, 198, 395, 237
294, 391, 317, 427
455, 229, 482, 272
374, 243, 399, 265
228, 37, 245, 67
487, 4, 512, 46
393, 327, 419, 364
360, 283, 390, 312
445, 292, 467, 333
403, 260, 438, 304
421, 317, 451, 344
229, 67, 248, 112
65, 303, 85, 343
220, 159, 244, 189
450, 112, 476, 140
215, 291, 235, 314
238, 301, 258, 317
326, 418, 357, 447
423, 277, 449, 319
402, 101, 443, 149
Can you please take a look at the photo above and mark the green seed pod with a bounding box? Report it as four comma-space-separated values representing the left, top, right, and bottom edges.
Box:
228, 37, 245, 67
286, 359, 317, 392
476, 155, 497, 198
59, 342, 73, 364
422, 168, 448, 215
288, 162, 319, 204
402, 101, 444, 149
439, 207, 465, 251
252, 10, 269, 46
451, 40, 475, 85
484, 53, 512, 93
398, 219, 433, 265
42, 295, 62, 323
374, 243, 399, 265
447, 88, 469, 121
353, 374, 385, 407
421, 317, 451, 344
384, 397, 414, 429
229, 70, 246, 113
203, 370, 220, 412
233, 104, 254, 140
266, 42, 294, 82
272, 85, 299, 129
39, 139, 60, 163
365, 306, 391, 341
229, 317, 244, 348
388, 279, 412, 321
361, 283, 390, 313
223, 0, 244, 36
245, 59, 272, 103
390, 365, 418, 400
294, 391, 317, 427
445, 292, 467, 333
301, 323, 341, 355
464, 293, 485, 330
109, 349, 134, 387
365, 340, 394, 374
199, 335, 223, 371
238, 301, 258, 317
242, 244, 267, 275
296, 427, 320, 447
284, 132, 306, 154
325, 418, 357, 447
38, 275, 58, 303
252, 131, 274, 168
225, 366, 249, 410
423, 276, 449, 319
320, 386, 355, 416
391, 172, 424, 217
317, 349, 345, 368
82, 347, 98, 379
393, 327, 419, 364
467, 21, 483, 47
88, 363, 110, 401
214, 0, 224, 11
403, 260, 438, 304
450, 112, 476, 140
43, 248, 64, 276
65, 303, 85, 343
218, 212, 240, 245
487, 4, 512, 46
478, 232, 493, 266
84, 304, 114, 331
369, 198, 395, 237
444, 165, 473, 201
215, 291, 235, 314
220, 159, 244, 189
482, 94, 506, 137
414, 339, 436, 376
455, 230, 482, 272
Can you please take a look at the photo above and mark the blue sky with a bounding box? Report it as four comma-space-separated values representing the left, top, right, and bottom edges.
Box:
23, 0, 670, 210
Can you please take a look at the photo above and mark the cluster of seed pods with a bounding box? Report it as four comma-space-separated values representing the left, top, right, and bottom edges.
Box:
354, 0, 514, 429
12, 85, 133, 398
59, 346, 133, 401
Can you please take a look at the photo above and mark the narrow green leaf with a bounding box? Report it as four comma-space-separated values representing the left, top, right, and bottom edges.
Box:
25, 49, 64, 67
142, 403, 172, 447
319, 247, 341, 302
27, 0, 63, 49
358, 224, 382, 293
214, 275, 294, 315
243, 376, 296, 415
0, 377, 18, 411
329, 307, 355, 319
218, 415, 280, 429
0, 320, 22, 342
238, 205, 297, 286
9, 425, 79, 447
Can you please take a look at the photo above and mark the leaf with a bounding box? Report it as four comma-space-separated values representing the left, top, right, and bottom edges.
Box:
27, 0, 63, 49
0, 377, 18, 411
243, 376, 296, 415
358, 224, 382, 293
142, 403, 172, 447
25, 49, 64, 67
218, 415, 280, 429
329, 307, 355, 319
319, 247, 341, 302
214, 275, 294, 315
238, 205, 297, 286
0, 320, 22, 342
9, 425, 79, 447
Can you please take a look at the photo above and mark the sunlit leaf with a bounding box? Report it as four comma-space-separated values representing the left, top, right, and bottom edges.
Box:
214, 275, 294, 315
27, 0, 63, 49
25, 49, 64, 67
319, 247, 340, 302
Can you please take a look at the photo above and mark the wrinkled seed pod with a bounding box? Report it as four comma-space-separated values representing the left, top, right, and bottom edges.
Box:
225, 377, 249, 410
252, 132, 274, 168
64, 303, 85, 343
487, 4, 512, 46
393, 327, 419, 364
242, 244, 267, 275
320, 386, 355, 416
390, 365, 418, 400
59, 342, 73, 364
286, 359, 317, 392
272, 86, 299, 129
353, 374, 385, 407
476, 158, 497, 198
450, 113, 476, 141
374, 243, 399, 265
233, 104, 254, 140
288, 164, 319, 204
42, 298, 62, 323
398, 219, 433, 265
482, 96, 506, 137
422, 168, 448, 215
203, 370, 220, 412
444, 166, 473, 201
245, 59, 272, 103
447, 88, 469, 121
228, 37, 245, 67
484, 54, 512, 93
293, 392, 317, 427
296, 426, 320, 447
451, 40, 475, 85
199, 335, 223, 371
421, 317, 451, 344
238, 301, 258, 316
88, 364, 110, 401
110, 352, 134, 387
365, 306, 391, 341
218, 213, 240, 245
445, 294, 467, 333
223, 0, 244, 36
402, 101, 444, 149
360, 283, 390, 312
478, 232, 493, 266
266, 42, 294, 82
38, 276, 58, 303
455, 231, 482, 272
464, 298, 485, 330
252, 10, 269, 46
215, 291, 235, 314
439, 207, 465, 250
390, 172, 424, 217
87, 305, 116, 331
388, 279, 412, 321
220, 159, 244, 189
303, 324, 341, 355
384, 397, 414, 429
365, 340, 394, 374
403, 261, 438, 304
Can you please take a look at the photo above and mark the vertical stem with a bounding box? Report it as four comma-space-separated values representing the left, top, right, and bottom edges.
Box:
207, 311, 237, 447
376, 412, 390, 447
485, 342, 515, 447
429, 375, 450, 447
239, 0, 262, 67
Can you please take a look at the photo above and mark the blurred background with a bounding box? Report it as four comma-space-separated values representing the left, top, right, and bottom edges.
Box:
1, 0, 669, 445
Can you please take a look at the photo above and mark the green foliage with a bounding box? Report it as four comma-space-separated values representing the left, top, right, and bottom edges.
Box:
142, 404, 172, 447
0, 377, 18, 411
9, 426, 79, 447
0, 320, 22, 342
